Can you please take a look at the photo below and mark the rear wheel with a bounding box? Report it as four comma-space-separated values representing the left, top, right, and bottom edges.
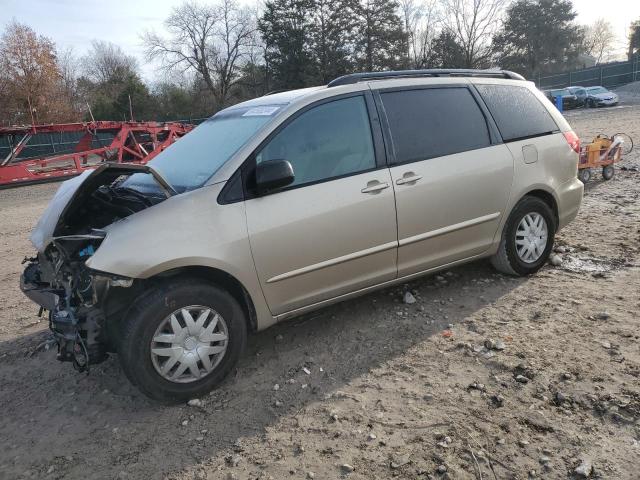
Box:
602, 165, 615, 180
491, 196, 556, 276
578, 168, 591, 184
118, 279, 247, 403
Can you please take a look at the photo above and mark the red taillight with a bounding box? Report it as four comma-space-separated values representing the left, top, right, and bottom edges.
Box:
563, 131, 580, 154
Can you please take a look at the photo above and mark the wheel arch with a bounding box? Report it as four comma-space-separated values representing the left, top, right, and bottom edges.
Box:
521, 188, 559, 231
148, 266, 258, 333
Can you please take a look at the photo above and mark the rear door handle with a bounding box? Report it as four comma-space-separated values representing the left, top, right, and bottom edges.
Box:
395, 173, 422, 185
361, 181, 390, 194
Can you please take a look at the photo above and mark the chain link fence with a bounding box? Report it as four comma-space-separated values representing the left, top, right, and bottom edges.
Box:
534, 58, 640, 90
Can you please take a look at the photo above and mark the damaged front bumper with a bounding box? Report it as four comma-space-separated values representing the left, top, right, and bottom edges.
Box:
20, 263, 59, 311
20, 163, 169, 371
20, 244, 133, 371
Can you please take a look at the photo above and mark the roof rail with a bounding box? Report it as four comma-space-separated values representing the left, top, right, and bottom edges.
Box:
327, 69, 525, 87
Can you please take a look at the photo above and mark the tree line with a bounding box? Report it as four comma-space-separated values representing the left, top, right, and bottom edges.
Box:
2, 0, 640, 126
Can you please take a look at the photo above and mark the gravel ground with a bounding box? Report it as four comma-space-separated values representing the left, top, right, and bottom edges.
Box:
0, 105, 639, 480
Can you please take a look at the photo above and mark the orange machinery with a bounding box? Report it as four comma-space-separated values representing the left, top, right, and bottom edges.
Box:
578, 133, 633, 183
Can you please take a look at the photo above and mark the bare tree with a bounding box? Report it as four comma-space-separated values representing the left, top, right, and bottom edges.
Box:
83, 40, 139, 83
442, 0, 507, 68
400, 0, 441, 68
213, 0, 256, 104
584, 18, 616, 64
143, 0, 256, 108
58, 47, 78, 90
399, 0, 419, 64
143, 2, 218, 91
57, 47, 85, 116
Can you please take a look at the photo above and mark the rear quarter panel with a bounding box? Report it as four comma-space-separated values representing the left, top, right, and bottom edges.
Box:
467, 79, 582, 247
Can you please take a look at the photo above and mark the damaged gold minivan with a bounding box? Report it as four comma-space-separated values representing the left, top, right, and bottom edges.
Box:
21, 70, 583, 402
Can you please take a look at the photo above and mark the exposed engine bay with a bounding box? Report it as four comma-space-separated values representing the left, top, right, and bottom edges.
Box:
20, 164, 173, 371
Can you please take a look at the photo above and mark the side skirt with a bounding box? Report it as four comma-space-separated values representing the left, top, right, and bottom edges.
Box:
274, 252, 490, 323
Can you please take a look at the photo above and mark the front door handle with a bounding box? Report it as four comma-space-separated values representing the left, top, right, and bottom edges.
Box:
361, 181, 390, 194
395, 173, 422, 185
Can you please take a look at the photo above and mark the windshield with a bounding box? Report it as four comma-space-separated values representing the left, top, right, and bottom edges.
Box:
123, 104, 282, 193
587, 87, 608, 94
549, 89, 569, 96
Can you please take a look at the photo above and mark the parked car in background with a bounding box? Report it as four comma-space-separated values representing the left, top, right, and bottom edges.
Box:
583, 86, 619, 107
21, 69, 584, 402
566, 86, 588, 106
543, 88, 581, 109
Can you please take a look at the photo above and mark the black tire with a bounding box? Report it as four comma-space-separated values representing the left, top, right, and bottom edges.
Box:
118, 279, 247, 403
491, 196, 556, 276
602, 165, 615, 180
578, 168, 591, 184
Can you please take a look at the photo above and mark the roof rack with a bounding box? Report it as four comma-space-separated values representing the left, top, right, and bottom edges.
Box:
327, 69, 525, 87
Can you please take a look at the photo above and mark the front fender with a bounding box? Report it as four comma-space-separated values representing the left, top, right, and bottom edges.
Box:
86, 183, 274, 329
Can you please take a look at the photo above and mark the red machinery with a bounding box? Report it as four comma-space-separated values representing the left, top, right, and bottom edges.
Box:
0, 121, 194, 187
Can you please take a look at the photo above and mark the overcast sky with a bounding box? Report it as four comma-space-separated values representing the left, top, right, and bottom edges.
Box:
2, 0, 639, 81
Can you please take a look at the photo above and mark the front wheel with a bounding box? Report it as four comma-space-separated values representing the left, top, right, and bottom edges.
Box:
491, 196, 556, 276
118, 279, 247, 403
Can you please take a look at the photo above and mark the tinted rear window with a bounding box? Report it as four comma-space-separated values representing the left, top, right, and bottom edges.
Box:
380, 87, 490, 164
476, 84, 559, 142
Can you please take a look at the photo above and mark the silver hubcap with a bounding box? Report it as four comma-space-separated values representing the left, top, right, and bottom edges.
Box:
515, 213, 548, 263
150, 306, 228, 383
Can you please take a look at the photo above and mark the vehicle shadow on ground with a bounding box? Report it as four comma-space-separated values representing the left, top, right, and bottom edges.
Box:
0, 259, 527, 479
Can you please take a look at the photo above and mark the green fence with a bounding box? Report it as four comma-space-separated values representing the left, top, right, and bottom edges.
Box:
535, 58, 640, 90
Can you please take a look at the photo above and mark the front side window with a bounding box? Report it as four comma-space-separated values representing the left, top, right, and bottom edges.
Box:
256, 96, 375, 188
380, 87, 491, 164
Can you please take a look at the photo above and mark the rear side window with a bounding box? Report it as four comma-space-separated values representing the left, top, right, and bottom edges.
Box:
476, 85, 559, 142
380, 87, 490, 164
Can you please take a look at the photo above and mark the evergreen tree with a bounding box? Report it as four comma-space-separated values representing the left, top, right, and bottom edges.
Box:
492, 0, 584, 78
85, 72, 154, 121
149, 82, 195, 121
354, 0, 407, 72
430, 31, 466, 68
309, 0, 359, 83
259, 0, 316, 89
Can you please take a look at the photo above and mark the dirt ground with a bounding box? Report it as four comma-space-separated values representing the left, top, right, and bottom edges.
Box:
0, 105, 639, 480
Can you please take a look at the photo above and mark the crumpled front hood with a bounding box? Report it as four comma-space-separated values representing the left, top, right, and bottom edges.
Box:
29, 164, 175, 253
30, 171, 93, 252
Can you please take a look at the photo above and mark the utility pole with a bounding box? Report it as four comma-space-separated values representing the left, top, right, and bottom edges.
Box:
128, 94, 134, 122
27, 96, 38, 132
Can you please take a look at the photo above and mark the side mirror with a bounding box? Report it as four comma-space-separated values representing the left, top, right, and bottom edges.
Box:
255, 159, 294, 194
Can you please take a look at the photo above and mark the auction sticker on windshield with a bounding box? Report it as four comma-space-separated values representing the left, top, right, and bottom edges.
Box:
243, 106, 280, 116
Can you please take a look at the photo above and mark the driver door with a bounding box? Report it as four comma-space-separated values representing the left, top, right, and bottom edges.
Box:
244, 94, 398, 315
